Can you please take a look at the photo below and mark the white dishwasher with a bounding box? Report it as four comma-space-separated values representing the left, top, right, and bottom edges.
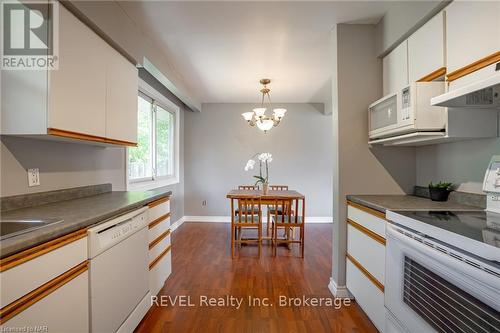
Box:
88, 207, 151, 333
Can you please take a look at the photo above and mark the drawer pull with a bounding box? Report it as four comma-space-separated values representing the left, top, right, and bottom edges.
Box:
149, 229, 171, 250
347, 201, 387, 221
0, 261, 88, 324
347, 219, 386, 245
346, 254, 384, 292
149, 245, 172, 270
0, 229, 87, 273
147, 197, 170, 208
148, 212, 170, 229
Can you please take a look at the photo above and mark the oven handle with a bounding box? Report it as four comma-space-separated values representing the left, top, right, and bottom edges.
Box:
386, 224, 500, 292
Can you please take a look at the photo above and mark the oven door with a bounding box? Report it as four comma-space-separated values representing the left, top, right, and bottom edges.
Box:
385, 223, 500, 333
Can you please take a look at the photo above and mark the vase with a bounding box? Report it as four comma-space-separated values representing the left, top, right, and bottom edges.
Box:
262, 183, 269, 195
429, 188, 451, 202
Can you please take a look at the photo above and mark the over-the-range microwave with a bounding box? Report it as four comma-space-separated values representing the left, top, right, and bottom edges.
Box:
368, 82, 446, 141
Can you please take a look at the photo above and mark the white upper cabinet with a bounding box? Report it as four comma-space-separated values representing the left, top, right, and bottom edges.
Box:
446, 1, 500, 74
408, 11, 445, 82
49, 5, 107, 137
383, 41, 408, 96
105, 47, 138, 144
1, 4, 138, 146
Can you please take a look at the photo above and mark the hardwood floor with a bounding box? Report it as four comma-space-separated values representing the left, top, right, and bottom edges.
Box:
135, 222, 377, 333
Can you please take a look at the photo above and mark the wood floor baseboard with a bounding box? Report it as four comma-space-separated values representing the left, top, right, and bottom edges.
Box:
328, 278, 353, 299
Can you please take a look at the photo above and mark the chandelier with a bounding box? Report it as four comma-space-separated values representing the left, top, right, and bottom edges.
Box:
241, 79, 287, 133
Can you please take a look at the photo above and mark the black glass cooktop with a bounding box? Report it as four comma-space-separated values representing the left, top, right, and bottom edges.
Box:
393, 210, 500, 250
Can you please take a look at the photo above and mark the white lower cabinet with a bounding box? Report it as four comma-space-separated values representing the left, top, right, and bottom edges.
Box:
149, 250, 172, 297
147, 197, 173, 296
346, 202, 387, 332
346, 260, 386, 332
2, 270, 89, 332
0, 231, 89, 332
347, 224, 385, 284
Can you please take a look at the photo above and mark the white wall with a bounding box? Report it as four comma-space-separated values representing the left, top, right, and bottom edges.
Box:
0, 138, 126, 196
184, 103, 333, 217
416, 113, 500, 193
331, 24, 416, 292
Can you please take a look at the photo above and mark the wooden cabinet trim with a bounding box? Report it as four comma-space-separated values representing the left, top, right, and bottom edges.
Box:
447, 51, 500, 82
346, 254, 384, 293
149, 245, 172, 270
47, 128, 137, 147
416, 67, 447, 82
104, 137, 137, 147
0, 229, 87, 273
347, 219, 386, 245
147, 196, 170, 208
347, 201, 387, 221
0, 261, 88, 324
148, 213, 171, 229
149, 229, 171, 250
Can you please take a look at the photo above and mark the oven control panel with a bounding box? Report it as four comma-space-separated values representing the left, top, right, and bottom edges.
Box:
483, 155, 500, 214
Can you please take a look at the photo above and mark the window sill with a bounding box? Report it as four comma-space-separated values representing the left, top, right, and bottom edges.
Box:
127, 177, 179, 191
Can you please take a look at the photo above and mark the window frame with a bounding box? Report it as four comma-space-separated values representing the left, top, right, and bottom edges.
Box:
126, 79, 180, 190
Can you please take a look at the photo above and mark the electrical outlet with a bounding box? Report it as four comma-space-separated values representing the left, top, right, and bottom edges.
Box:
202, 200, 207, 207
27, 168, 40, 187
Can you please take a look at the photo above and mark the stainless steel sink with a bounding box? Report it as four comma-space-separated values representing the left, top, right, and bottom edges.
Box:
0, 218, 64, 240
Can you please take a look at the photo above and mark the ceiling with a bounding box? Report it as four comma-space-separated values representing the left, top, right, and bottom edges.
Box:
118, 1, 396, 104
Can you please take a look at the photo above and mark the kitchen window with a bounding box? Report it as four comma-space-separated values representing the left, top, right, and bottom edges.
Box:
127, 80, 179, 189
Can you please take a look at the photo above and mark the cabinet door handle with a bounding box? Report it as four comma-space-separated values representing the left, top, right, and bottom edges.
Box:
0, 261, 88, 324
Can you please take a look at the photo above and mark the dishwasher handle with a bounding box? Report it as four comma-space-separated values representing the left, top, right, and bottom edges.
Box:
88, 207, 148, 258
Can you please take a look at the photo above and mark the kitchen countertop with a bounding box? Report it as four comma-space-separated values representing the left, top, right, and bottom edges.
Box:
0, 187, 172, 258
346, 194, 484, 214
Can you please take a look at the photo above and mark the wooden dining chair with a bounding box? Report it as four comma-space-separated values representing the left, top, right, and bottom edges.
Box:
271, 197, 305, 258
235, 185, 261, 214
267, 185, 289, 236
270, 185, 289, 191
230, 196, 263, 258
239, 185, 259, 190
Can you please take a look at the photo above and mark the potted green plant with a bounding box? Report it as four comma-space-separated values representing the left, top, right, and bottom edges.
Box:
428, 181, 454, 202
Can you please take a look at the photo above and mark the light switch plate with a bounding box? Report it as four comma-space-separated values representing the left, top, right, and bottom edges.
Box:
28, 168, 40, 187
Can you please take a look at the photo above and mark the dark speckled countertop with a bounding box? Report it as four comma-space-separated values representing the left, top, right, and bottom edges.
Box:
346, 194, 484, 214
1, 187, 172, 258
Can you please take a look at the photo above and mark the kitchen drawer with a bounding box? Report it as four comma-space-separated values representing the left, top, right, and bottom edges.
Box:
149, 233, 171, 264
346, 259, 386, 332
149, 247, 172, 296
1, 267, 89, 332
148, 197, 170, 223
347, 224, 385, 285
148, 214, 171, 243
0, 231, 87, 308
347, 202, 386, 238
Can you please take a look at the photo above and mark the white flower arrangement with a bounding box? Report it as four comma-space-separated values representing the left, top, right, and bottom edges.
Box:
244, 152, 273, 186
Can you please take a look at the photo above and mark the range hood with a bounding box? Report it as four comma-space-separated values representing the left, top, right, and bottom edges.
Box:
431, 66, 500, 108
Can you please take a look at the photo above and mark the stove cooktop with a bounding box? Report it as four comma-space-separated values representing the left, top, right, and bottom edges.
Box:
392, 210, 500, 251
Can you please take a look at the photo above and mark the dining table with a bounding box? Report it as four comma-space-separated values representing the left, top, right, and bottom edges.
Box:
226, 189, 305, 244
226, 189, 305, 202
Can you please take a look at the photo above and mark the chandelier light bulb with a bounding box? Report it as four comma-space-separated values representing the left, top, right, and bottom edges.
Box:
253, 107, 266, 118
273, 108, 287, 119
241, 112, 254, 121
256, 119, 274, 132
